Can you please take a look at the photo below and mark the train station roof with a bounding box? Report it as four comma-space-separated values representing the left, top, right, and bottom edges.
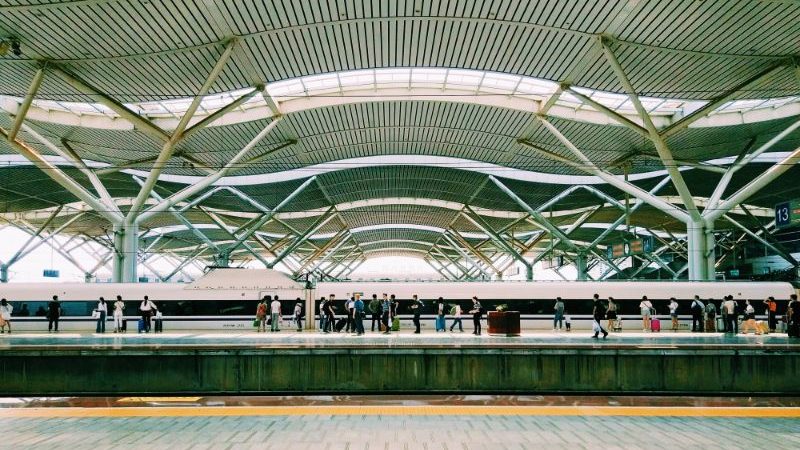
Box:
1, 1, 799, 279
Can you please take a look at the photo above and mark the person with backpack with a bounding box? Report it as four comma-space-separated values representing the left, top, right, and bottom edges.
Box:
469, 296, 483, 336
436, 297, 446, 332
704, 300, 717, 332
381, 294, 391, 334
410, 295, 423, 334
690, 295, 705, 332
369, 294, 382, 332
552, 297, 565, 331
763, 297, 778, 333
255, 296, 268, 332
449, 303, 463, 332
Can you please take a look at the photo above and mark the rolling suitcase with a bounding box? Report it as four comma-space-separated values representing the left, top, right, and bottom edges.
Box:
436, 316, 445, 331
612, 319, 622, 332
391, 317, 400, 331
137, 319, 145, 333
705, 318, 716, 332
154, 319, 163, 333
650, 318, 661, 332
335, 318, 347, 332
121, 319, 127, 333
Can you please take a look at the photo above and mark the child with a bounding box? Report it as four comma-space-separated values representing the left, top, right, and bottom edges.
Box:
565, 315, 572, 332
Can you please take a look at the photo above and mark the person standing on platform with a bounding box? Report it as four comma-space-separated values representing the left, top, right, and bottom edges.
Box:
381, 294, 391, 334
605, 297, 617, 332
553, 297, 565, 331
95, 297, 107, 334
436, 297, 446, 332
113, 295, 125, 333
0, 298, 13, 334
722, 296, 737, 334
318, 297, 327, 332
591, 296, 608, 339
369, 294, 381, 332
325, 295, 336, 333
47, 295, 61, 333
469, 296, 483, 336
410, 294, 423, 334
763, 297, 778, 333
668, 297, 679, 331
270, 296, 282, 332
639, 296, 653, 332
788, 294, 800, 338
690, 295, 705, 332
139, 296, 156, 333
345, 296, 355, 333
353, 294, 365, 336
256, 296, 269, 332
294, 301, 303, 332
450, 303, 463, 332
704, 300, 717, 332
720, 296, 729, 333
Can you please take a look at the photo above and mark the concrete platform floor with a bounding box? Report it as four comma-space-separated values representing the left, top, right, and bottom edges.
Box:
1, 396, 799, 450
0, 329, 798, 350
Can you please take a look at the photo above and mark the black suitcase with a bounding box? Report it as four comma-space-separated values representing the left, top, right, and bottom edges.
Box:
789, 322, 799, 338
154, 319, 163, 333
335, 318, 347, 332
121, 319, 127, 332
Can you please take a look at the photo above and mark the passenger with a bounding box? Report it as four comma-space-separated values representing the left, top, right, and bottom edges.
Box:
410, 294, 423, 334
381, 294, 391, 334
722, 296, 738, 334
0, 298, 13, 334
591, 296, 608, 339
469, 296, 483, 336
270, 296, 282, 332
345, 296, 355, 333
668, 297, 679, 331
553, 297, 565, 331
788, 294, 800, 338
325, 294, 336, 333
95, 297, 107, 334
318, 297, 326, 332
139, 296, 156, 333
353, 293, 365, 336
18, 303, 30, 317
730, 297, 741, 334
564, 314, 571, 332
741, 300, 757, 334
47, 295, 61, 333
720, 297, 729, 333
294, 300, 303, 332
763, 297, 778, 333
436, 297, 446, 332
690, 295, 705, 332
450, 302, 463, 332
639, 296, 653, 332
606, 297, 617, 332
704, 300, 717, 332
256, 296, 268, 332
113, 295, 125, 333
368, 294, 381, 332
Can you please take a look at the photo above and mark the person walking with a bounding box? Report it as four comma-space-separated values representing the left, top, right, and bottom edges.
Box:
469, 296, 483, 335
369, 294, 381, 332
436, 297, 446, 332
553, 297, 565, 331
410, 294, 423, 334
450, 303, 463, 332
47, 295, 61, 333
605, 297, 617, 332
0, 298, 13, 334
294, 301, 303, 331
353, 294, 365, 336
690, 295, 705, 332
95, 297, 107, 333
324, 295, 336, 333
668, 297, 679, 331
591, 296, 608, 339
639, 296, 653, 332
139, 296, 156, 333
270, 296, 282, 332
704, 300, 717, 332
381, 294, 391, 334
763, 297, 778, 333
256, 296, 269, 332
113, 295, 125, 333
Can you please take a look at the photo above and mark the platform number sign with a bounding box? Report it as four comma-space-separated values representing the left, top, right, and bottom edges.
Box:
775, 201, 800, 228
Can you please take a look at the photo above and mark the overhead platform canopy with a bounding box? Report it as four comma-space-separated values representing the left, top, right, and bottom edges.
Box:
0, 1, 799, 282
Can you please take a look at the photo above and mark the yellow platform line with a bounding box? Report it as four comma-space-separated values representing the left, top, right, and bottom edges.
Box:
2, 405, 800, 418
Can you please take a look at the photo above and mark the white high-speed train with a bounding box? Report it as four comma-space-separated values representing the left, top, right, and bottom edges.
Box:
0, 268, 794, 331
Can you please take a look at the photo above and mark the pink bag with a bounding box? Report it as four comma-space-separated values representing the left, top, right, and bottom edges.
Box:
651, 318, 661, 332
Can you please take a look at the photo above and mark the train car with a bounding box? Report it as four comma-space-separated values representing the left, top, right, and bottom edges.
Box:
0, 268, 794, 332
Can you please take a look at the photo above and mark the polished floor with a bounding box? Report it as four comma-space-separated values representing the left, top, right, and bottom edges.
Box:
0, 328, 797, 350
1, 396, 798, 450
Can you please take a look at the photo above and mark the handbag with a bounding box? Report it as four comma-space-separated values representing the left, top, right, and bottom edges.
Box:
91, 310, 100, 319
253, 319, 260, 327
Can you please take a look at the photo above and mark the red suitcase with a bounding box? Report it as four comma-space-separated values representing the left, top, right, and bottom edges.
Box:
651, 318, 661, 332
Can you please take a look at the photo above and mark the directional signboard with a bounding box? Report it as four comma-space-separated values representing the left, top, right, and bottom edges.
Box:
606, 236, 654, 260
775, 201, 800, 228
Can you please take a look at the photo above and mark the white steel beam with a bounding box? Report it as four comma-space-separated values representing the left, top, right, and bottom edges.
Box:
8, 68, 45, 141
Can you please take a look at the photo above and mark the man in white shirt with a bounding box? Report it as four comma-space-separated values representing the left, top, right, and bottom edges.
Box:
449, 303, 463, 332
270, 296, 282, 332
345, 297, 355, 333
722, 296, 738, 334
691, 295, 705, 332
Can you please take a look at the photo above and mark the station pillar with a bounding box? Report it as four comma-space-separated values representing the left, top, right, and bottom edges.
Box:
113, 222, 138, 283
687, 220, 714, 281
524, 264, 533, 281
575, 253, 588, 281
